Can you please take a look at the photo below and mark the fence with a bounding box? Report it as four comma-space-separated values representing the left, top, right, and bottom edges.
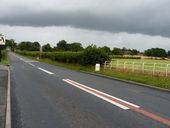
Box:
104, 61, 170, 77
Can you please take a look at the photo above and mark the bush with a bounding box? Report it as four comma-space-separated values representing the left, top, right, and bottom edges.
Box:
82, 46, 110, 65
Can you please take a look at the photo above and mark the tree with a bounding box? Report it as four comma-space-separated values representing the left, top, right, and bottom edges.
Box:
68, 42, 83, 52
112, 48, 123, 55
130, 49, 139, 55
56, 40, 67, 51
31, 42, 40, 51
144, 48, 167, 57
42, 43, 52, 52
6, 39, 17, 51
18, 41, 32, 51
168, 50, 170, 56
100, 46, 111, 54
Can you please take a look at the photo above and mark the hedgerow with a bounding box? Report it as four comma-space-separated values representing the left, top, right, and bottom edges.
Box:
16, 46, 110, 66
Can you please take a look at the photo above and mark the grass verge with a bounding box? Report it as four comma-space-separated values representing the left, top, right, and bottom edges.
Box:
19, 54, 170, 90
0, 50, 8, 65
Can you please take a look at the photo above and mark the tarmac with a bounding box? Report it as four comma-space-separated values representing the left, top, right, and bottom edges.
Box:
0, 67, 8, 128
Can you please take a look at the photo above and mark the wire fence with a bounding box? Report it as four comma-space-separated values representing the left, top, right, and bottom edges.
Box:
104, 61, 170, 77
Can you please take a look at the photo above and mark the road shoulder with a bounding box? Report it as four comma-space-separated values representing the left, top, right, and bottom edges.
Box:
0, 66, 11, 128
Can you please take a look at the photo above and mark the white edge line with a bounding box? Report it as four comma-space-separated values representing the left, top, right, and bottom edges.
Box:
38, 67, 54, 75
66, 79, 140, 108
6, 68, 11, 128
63, 79, 129, 110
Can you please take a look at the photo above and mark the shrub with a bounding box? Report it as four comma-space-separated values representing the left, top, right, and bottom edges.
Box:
82, 46, 110, 65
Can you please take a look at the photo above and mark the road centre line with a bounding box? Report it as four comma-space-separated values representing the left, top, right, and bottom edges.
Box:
12, 53, 37, 63
28, 63, 35, 67
38, 67, 54, 75
63, 79, 170, 126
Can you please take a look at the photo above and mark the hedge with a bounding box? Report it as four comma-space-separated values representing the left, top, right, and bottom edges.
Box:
16, 48, 110, 66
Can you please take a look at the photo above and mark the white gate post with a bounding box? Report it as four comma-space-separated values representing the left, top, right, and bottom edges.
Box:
104, 61, 106, 69
132, 62, 135, 72
166, 64, 170, 77
124, 61, 127, 70
116, 61, 119, 69
142, 62, 145, 73
110, 61, 112, 70
153, 63, 156, 75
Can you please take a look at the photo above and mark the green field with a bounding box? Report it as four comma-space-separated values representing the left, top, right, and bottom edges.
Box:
112, 58, 170, 64
109, 58, 170, 74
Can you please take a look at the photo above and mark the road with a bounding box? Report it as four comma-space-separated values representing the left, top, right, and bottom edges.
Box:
9, 52, 170, 128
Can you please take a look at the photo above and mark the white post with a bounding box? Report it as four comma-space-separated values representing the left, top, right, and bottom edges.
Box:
110, 61, 112, 70
116, 61, 119, 69
142, 62, 145, 73
104, 61, 106, 69
123, 61, 127, 70
166, 64, 170, 77
132, 62, 135, 72
153, 63, 156, 75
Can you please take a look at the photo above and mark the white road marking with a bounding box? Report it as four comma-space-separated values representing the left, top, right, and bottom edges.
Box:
24, 60, 38, 63
68, 79, 139, 108
63, 79, 140, 110
38, 67, 54, 75
28, 63, 35, 67
63, 79, 170, 126
11, 53, 38, 63
6, 68, 11, 128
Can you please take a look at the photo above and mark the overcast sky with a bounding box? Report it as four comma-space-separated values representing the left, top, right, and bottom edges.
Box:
0, 0, 170, 51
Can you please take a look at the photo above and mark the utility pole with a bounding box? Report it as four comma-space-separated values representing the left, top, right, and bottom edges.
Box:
39, 45, 43, 60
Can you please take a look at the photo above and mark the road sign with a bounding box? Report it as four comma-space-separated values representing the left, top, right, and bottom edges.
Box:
0, 34, 5, 45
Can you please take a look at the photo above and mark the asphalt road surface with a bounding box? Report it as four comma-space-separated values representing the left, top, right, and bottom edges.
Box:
9, 52, 170, 128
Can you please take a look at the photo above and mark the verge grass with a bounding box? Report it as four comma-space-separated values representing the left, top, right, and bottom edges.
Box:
0, 50, 8, 65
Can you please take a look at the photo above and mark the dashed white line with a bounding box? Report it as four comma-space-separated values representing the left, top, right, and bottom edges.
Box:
28, 63, 35, 67
38, 67, 54, 75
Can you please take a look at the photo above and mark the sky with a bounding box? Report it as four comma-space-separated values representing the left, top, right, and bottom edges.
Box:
0, 0, 170, 51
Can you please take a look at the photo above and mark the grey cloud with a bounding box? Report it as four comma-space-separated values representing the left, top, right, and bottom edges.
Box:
1, 1, 170, 37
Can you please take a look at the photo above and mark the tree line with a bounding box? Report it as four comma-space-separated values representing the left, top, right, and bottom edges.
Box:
5, 39, 170, 58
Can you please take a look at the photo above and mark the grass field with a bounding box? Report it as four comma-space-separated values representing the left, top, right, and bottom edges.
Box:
109, 58, 170, 75
112, 58, 170, 64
